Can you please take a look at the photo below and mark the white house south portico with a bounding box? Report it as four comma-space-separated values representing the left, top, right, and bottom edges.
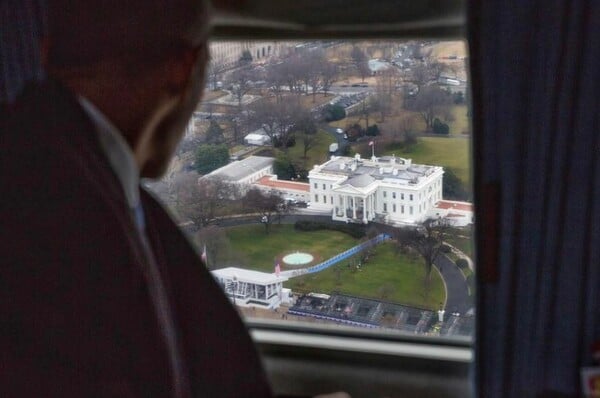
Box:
309, 154, 444, 224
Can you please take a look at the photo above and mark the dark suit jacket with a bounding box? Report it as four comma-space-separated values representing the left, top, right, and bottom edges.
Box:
0, 81, 273, 397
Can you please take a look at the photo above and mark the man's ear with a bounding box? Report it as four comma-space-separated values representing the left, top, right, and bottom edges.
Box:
164, 44, 207, 95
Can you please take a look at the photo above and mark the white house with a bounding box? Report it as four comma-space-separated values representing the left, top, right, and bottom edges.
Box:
211, 267, 291, 309
309, 154, 444, 224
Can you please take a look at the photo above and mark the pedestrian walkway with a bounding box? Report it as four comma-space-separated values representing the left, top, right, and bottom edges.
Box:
278, 233, 391, 278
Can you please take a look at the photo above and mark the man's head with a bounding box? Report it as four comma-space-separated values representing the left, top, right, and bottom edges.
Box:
46, 0, 211, 178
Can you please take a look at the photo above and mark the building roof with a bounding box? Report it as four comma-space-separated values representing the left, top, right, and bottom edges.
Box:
255, 175, 310, 192
312, 155, 441, 187
245, 133, 269, 141
211, 267, 288, 284
345, 173, 376, 188
206, 156, 273, 182
435, 200, 473, 212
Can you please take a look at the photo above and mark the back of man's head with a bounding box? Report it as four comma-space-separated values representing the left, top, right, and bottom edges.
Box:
47, 0, 210, 70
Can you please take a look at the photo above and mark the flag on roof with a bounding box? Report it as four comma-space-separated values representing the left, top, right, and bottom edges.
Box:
275, 262, 281, 276
368, 141, 374, 146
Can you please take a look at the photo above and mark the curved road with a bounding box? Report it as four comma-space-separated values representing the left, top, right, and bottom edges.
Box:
435, 255, 473, 315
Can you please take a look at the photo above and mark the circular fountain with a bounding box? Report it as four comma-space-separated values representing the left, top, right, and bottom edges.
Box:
282, 251, 314, 267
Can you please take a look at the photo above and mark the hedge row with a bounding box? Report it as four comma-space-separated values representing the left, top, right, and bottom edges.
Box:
294, 220, 366, 239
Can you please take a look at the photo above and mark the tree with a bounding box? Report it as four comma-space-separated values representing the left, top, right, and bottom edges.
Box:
372, 68, 399, 121
410, 86, 452, 131
432, 117, 450, 135
207, 62, 225, 90
273, 154, 296, 180
305, 51, 325, 102
280, 54, 305, 94
249, 96, 304, 153
322, 104, 346, 121
224, 107, 248, 145
292, 112, 318, 160
227, 67, 253, 106
366, 124, 380, 137
320, 61, 339, 96
195, 144, 229, 175
443, 168, 470, 201
171, 174, 240, 228
243, 188, 286, 234
239, 49, 252, 65
410, 58, 447, 90
265, 62, 287, 103
350, 46, 370, 82
204, 119, 226, 144
394, 218, 452, 284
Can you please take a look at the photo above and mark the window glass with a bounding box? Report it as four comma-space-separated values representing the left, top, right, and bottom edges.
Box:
148, 39, 474, 339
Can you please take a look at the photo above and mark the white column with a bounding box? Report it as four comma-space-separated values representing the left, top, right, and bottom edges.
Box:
353, 196, 357, 219
371, 194, 375, 218
363, 196, 368, 223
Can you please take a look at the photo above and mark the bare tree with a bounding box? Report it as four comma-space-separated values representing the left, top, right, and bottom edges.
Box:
394, 218, 452, 283
243, 188, 286, 234
173, 174, 240, 228
280, 55, 305, 94
306, 55, 324, 102
292, 111, 318, 161
380, 112, 418, 143
320, 61, 338, 96
410, 86, 452, 131
350, 46, 370, 82
207, 61, 226, 90
224, 107, 249, 145
372, 68, 400, 122
265, 62, 287, 103
227, 67, 254, 107
410, 58, 447, 91
249, 96, 304, 153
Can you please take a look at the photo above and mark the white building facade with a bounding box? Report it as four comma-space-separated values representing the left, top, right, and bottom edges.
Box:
211, 267, 291, 309
254, 175, 311, 203
309, 155, 444, 224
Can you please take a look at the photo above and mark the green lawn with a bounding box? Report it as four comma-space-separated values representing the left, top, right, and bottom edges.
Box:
224, 225, 446, 310
288, 242, 445, 310
445, 228, 474, 259
383, 136, 471, 185
224, 224, 357, 272
447, 105, 470, 136
287, 130, 335, 170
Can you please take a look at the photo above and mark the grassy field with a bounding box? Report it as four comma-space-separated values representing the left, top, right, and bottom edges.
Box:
224, 225, 446, 309
444, 227, 474, 259
287, 130, 335, 170
327, 105, 469, 137
383, 136, 471, 185
448, 105, 470, 136
224, 224, 357, 272
288, 242, 445, 310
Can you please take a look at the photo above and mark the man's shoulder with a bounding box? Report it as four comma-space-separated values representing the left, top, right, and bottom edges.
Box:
1, 81, 124, 200
1, 81, 130, 253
